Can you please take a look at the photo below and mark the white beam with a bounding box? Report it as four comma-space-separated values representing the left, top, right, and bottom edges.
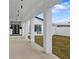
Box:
43, 8, 52, 54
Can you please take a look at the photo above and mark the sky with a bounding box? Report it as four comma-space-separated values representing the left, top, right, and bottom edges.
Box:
37, 0, 70, 23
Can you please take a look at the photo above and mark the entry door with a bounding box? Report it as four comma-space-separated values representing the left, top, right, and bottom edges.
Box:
15, 24, 19, 34
12, 24, 20, 34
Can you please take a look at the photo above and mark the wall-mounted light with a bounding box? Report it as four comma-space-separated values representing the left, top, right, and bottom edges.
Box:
21, 5, 23, 9
17, 14, 19, 16
17, 10, 19, 12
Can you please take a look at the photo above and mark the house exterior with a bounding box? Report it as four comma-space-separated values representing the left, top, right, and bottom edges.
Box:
10, 17, 43, 36
10, 17, 70, 39
9, 0, 63, 54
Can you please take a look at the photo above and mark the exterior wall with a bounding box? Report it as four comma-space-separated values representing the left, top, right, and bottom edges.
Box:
33, 18, 43, 36
10, 18, 70, 37
27, 18, 70, 36
21, 18, 43, 39
22, 21, 25, 37
25, 20, 30, 38
9, 22, 22, 36
34, 26, 70, 36
25, 18, 44, 37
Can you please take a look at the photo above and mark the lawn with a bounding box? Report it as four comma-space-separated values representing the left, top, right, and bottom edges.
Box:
35, 35, 70, 59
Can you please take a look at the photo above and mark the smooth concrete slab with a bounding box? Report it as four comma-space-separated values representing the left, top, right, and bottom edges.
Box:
9, 36, 60, 59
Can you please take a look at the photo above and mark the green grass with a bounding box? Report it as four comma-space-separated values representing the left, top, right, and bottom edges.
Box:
35, 36, 43, 47
35, 35, 70, 59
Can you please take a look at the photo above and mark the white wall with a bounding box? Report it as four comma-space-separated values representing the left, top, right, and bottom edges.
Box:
9, 22, 22, 36
26, 18, 44, 36
10, 18, 70, 37
25, 20, 30, 39
33, 18, 43, 36
31, 18, 70, 36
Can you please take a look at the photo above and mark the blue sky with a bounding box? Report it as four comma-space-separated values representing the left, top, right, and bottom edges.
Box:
37, 0, 70, 23
52, 0, 70, 23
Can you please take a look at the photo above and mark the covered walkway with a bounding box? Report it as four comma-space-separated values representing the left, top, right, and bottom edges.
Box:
9, 36, 60, 59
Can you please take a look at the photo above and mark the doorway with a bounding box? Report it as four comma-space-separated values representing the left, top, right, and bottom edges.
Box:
11, 24, 20, 35
13, 24, 19, 34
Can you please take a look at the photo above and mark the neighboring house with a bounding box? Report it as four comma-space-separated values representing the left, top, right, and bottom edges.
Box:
10, 17, 70, 38
52, 22, 70, 36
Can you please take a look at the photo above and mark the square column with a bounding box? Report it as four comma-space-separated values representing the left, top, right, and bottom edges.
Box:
22, 21, 30, 39
20, 29, 22, 35
22, 21, 26, 38
43, 8, 52, 54
30, 19, 35, 42
10, 29, 12, 36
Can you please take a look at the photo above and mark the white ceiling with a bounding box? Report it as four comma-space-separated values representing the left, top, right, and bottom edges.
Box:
9, 0, 60, 22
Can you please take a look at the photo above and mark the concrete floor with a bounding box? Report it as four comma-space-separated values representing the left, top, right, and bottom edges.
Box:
9, 36, 60, 59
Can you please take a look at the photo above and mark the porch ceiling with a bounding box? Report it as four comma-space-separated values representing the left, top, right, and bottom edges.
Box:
9, 0, 60, 22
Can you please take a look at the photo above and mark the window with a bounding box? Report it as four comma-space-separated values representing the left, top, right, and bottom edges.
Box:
34, 24, 42, 34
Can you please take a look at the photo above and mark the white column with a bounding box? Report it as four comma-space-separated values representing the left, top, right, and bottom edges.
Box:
20, 29, 22, 35
43, 8, 52, 54
22, 21, 26, 39
25, 21, 29, 39
30, 19, 35, 42
10, 29, 12, 35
